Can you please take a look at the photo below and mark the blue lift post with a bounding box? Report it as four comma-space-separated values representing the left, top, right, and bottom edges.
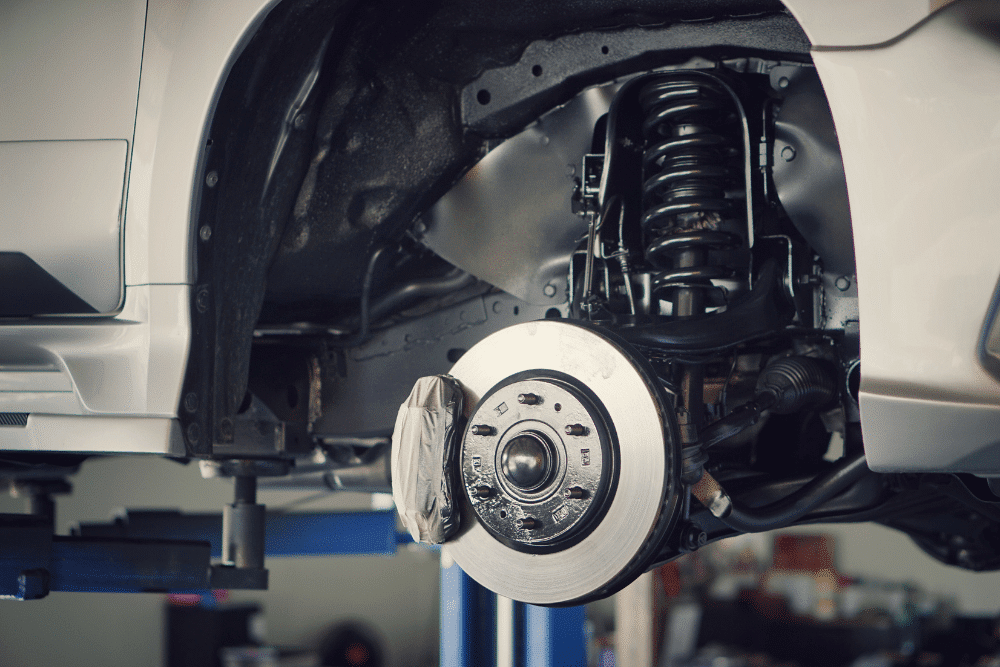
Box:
522, 603, 587, 667
440, 560, 497, 667
440, 560, 587, 667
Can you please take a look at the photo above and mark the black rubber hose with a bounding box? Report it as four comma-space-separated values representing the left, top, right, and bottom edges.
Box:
718, 453, 872, 533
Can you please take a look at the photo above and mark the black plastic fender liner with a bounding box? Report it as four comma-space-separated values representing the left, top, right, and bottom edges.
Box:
182, 0, 360, 454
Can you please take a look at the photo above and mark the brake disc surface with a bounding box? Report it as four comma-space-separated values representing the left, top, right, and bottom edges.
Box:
447, 320, 680, 605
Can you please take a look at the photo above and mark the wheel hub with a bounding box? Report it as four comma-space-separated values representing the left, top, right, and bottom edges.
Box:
461, 375, 616, 550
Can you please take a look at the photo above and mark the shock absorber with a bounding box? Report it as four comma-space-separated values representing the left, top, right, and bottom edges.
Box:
639, 73, 746, 318
637, 72, 750, 484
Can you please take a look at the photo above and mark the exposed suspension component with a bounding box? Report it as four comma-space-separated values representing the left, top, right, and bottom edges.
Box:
638, 73, 747, 317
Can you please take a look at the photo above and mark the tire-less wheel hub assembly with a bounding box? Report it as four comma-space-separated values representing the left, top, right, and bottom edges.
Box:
445, 320, 682, 605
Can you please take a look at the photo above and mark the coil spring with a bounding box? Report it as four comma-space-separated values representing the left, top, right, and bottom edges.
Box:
639, 74, 744, 306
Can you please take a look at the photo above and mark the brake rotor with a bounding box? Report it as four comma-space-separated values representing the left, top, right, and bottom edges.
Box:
447, 320, 681, 605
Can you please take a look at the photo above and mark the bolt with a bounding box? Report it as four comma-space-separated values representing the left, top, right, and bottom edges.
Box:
183, 392, 199, 413
518, 393, 540, 405
543, 283, 557, 298
565, 424, 588, 436
681, 524, 708, 552
797, 274, 822, 286
199, 225, 212, 242
781, 145, 796, 162
473, 486, 492, 499
205, 170, 219, 188
564, 486, 586, 499
835, 276, 852, 291
471, 424, 495, 436
518, 517, 539, 530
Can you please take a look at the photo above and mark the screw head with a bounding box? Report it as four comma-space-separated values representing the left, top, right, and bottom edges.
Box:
205, 170, 219, 188
294, 113, 307, 129
195, 287, 210, 313
543, 283, 557, 298
183, 392, 199, 413
781, 145, 796, 162
199, 225, 212, 242
835, 276, 852, 291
